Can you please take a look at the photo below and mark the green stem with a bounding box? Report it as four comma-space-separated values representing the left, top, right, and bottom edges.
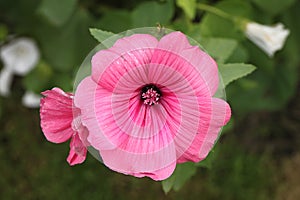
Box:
197, 3, 249, 30
197, 3, 235, 22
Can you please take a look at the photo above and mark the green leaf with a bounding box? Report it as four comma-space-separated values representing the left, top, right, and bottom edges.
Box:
95, 10, 132, 33
161, 174, 175, 194
38, 0, 77, 26
162, 162, 197, 193
33, 9, 95, 72
196, 152, 215, 169
89, 28, 115, 43
132, 0, 174, 27
176, 0, 196, 20
219, 63, 256, 87
196, 147, 219, 169
201, 38, 238, 63
251, 0, 296, 15
0, 0, 40, 33
227, 44, 249, 63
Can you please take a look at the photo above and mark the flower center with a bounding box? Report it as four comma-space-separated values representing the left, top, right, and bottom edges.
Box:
141, 84, 161, 106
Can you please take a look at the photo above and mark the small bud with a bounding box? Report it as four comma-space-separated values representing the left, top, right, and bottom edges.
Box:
245, 22, 290, 57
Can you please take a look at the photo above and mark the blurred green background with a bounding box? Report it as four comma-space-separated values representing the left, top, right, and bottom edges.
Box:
0, 0, 299, 199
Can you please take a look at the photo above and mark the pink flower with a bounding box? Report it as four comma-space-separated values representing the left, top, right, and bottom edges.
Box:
74, 31, 231, 180
40, 88, 88, 166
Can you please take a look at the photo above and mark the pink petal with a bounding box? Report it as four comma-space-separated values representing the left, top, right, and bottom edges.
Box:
149, 51, 210, 98
154, 31, 219, 95
91, 34, 158, 84
108, 94, 176, 152
177, 98, 231, 163
96, 50, 152, 93
100, 143, 176, 180
131, 162, 176, 181
180, 47, 219, 95
72, 109, 90, 147
156, 31, 192, 54
40, 88, 74, 143
149, 62, 215, 161
198, 98, 231, 159
74, 77, 116, 150
67, 134, 87, 166
147, 51, 215, 161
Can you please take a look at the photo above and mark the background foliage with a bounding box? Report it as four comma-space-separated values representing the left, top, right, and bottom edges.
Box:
1, 0, 299, 199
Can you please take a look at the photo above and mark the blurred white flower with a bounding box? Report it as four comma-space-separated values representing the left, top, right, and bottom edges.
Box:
0, 37, 40, 96
245, 22, 290, 57
0, 37, 40, 75
0, 67, 13, 96
22, 90, 41, 108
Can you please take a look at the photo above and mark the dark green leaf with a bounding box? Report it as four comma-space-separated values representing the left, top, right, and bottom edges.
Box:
0, 0, 40, 32
132, 0, 174, 26
196, 148, 217, 169
38, 0, 77, 26
251, 0, 296, 16
95, 10, 132, 33
161, 173, 175, 194
227, 44, 249, 63
162, 162, 197, 193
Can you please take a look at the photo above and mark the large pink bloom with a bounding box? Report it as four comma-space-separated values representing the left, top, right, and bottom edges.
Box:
74, 31, 231, 180
40, 88, 88, 165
